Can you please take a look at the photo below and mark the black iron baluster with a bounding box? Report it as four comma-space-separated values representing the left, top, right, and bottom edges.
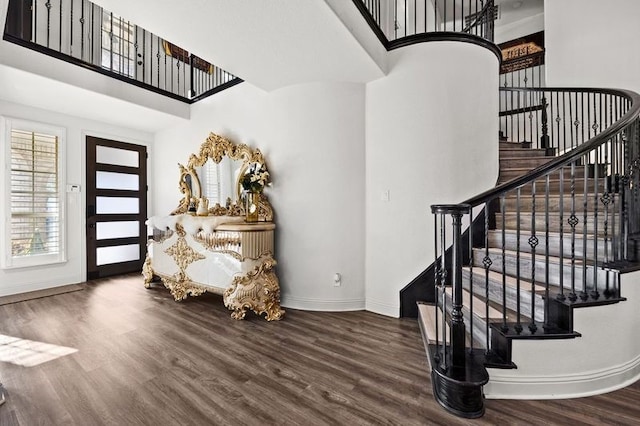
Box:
528, 90, 533, 146
515, 188, 522, 334
182, 51, 186, 97
156, 35, 160, 89
516, 90, 521, 144
120, 14, 124, 75
425, 0, 428, 33
164, 39, 167, 91
190, 54, 195, 98
142, 30, 146, 83
443, 0, 447, 32
394, 0, 398, 39
569, 161, 578, 301
45, 0, 51, 48
558, 167, 566, 300
59, 0, 62, 51
468, 213, 474, 351
453, 0, 456, 32
501, 194, 508, 332
109, 12, 113, 71
80, 0, 84, 60
592, 149, 600, 299
483, 201, 491, 351
433, 213, 441, 364
90, 2, 94, 64
562, 92, 568, 153
581, 156, 588, 300
440, 211, 447, 368
70, 0, 73, 56
413, 0, 416, 35
34, 0, 38, 44
544, 174, 550, 325
529, 181, 538, 333
434, 0, 437, 31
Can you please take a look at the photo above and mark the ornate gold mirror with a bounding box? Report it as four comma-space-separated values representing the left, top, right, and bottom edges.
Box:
172, 132, 273, 221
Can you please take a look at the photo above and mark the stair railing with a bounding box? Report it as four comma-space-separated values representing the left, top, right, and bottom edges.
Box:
353, 0, 496, 50
429, 87, 640, 417
3, 0, 241, 103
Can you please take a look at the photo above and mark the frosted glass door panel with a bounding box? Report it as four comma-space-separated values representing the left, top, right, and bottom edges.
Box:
96, 146, 139, 167
96, 171, 139, 190
96, 221, 140, 240
96, 197, 139, 214
96, 244, 140, 265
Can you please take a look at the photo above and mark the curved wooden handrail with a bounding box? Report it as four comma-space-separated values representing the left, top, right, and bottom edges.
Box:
459, 87, 640, 208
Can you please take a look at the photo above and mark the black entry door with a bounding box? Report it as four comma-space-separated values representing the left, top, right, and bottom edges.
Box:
86, 136, 147, 279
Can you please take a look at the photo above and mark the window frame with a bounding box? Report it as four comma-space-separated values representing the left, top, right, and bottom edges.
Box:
0, 117, 67, 269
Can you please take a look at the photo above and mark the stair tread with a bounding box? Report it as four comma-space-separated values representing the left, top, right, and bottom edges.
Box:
417, 303, 448, 345
444, 287, 502, 320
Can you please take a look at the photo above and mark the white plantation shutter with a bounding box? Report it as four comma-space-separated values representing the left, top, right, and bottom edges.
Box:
203, 160, 221, 201
10, 129, 60, 257
2, 119, 65, 268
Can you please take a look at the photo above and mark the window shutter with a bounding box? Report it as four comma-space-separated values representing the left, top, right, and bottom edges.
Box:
10, 129, 60, 258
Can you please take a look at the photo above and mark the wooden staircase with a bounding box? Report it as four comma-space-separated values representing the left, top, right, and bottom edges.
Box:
417, 135, 629, 417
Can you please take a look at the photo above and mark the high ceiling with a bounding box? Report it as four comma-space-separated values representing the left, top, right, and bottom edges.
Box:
89, 0, 386, 91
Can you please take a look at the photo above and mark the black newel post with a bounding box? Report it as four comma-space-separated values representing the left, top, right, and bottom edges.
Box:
541, 96, 550, 149
450, 207, 467, 368
189, 54, 196, 99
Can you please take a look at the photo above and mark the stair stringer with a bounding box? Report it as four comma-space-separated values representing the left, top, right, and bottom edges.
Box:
484, 269, 640, 399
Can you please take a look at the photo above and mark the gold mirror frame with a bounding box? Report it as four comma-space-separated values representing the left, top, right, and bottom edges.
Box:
172, 132, 273, 221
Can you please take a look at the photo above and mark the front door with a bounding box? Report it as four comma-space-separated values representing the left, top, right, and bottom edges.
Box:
86, 136, 147, 279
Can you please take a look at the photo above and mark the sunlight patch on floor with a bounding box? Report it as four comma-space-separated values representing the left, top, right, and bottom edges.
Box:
0, 334, 77, 367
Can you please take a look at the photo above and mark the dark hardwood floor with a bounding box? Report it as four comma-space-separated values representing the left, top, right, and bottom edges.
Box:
0, 274, 638, 425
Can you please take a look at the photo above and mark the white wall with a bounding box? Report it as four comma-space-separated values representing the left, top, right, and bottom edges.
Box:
494, 13, 544, 45
365, 42, 499, 316
152, 82, 367, 311
545, 0, 640, 94
0, 99, 153, 296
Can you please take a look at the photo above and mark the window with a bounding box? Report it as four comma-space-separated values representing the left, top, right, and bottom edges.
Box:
101, 13, 136, 78
1, 118, 66, 268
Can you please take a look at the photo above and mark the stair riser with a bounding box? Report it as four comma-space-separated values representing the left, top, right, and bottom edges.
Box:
495, 179, 606, 194
472, 249, 606, 290
504, 195, 614, 211
499, 148, 549, 158
500, 157, 554, 169
499, 141, 532, 149
495, 214, 619, 236
499, 167, 587, 182
462, 270, 545, 323
487, 231, 616, 262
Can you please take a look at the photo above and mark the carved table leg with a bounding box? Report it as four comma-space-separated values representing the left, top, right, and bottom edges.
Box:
223, 257, 285, 321
142, 253, 154, 288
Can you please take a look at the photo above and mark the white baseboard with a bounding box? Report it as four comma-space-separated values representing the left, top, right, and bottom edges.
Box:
280, 295, 365, 311
0, 276, 82, 298
485, 352, 640, 400
365, 299, 399, 318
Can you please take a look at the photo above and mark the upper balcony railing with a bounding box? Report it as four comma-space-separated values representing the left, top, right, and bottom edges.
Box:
354, 0, 496, 50
3, 0, 242, 103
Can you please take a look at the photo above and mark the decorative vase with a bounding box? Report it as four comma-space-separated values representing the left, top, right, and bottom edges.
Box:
245, 191, 259, 222
197, 197, 209, 216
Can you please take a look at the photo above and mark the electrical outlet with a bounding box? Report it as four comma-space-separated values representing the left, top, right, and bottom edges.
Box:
381, 190, 390, 202
333, 273, 342, 287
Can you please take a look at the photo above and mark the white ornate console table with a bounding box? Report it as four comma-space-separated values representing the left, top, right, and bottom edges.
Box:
142, 133, 284, 321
